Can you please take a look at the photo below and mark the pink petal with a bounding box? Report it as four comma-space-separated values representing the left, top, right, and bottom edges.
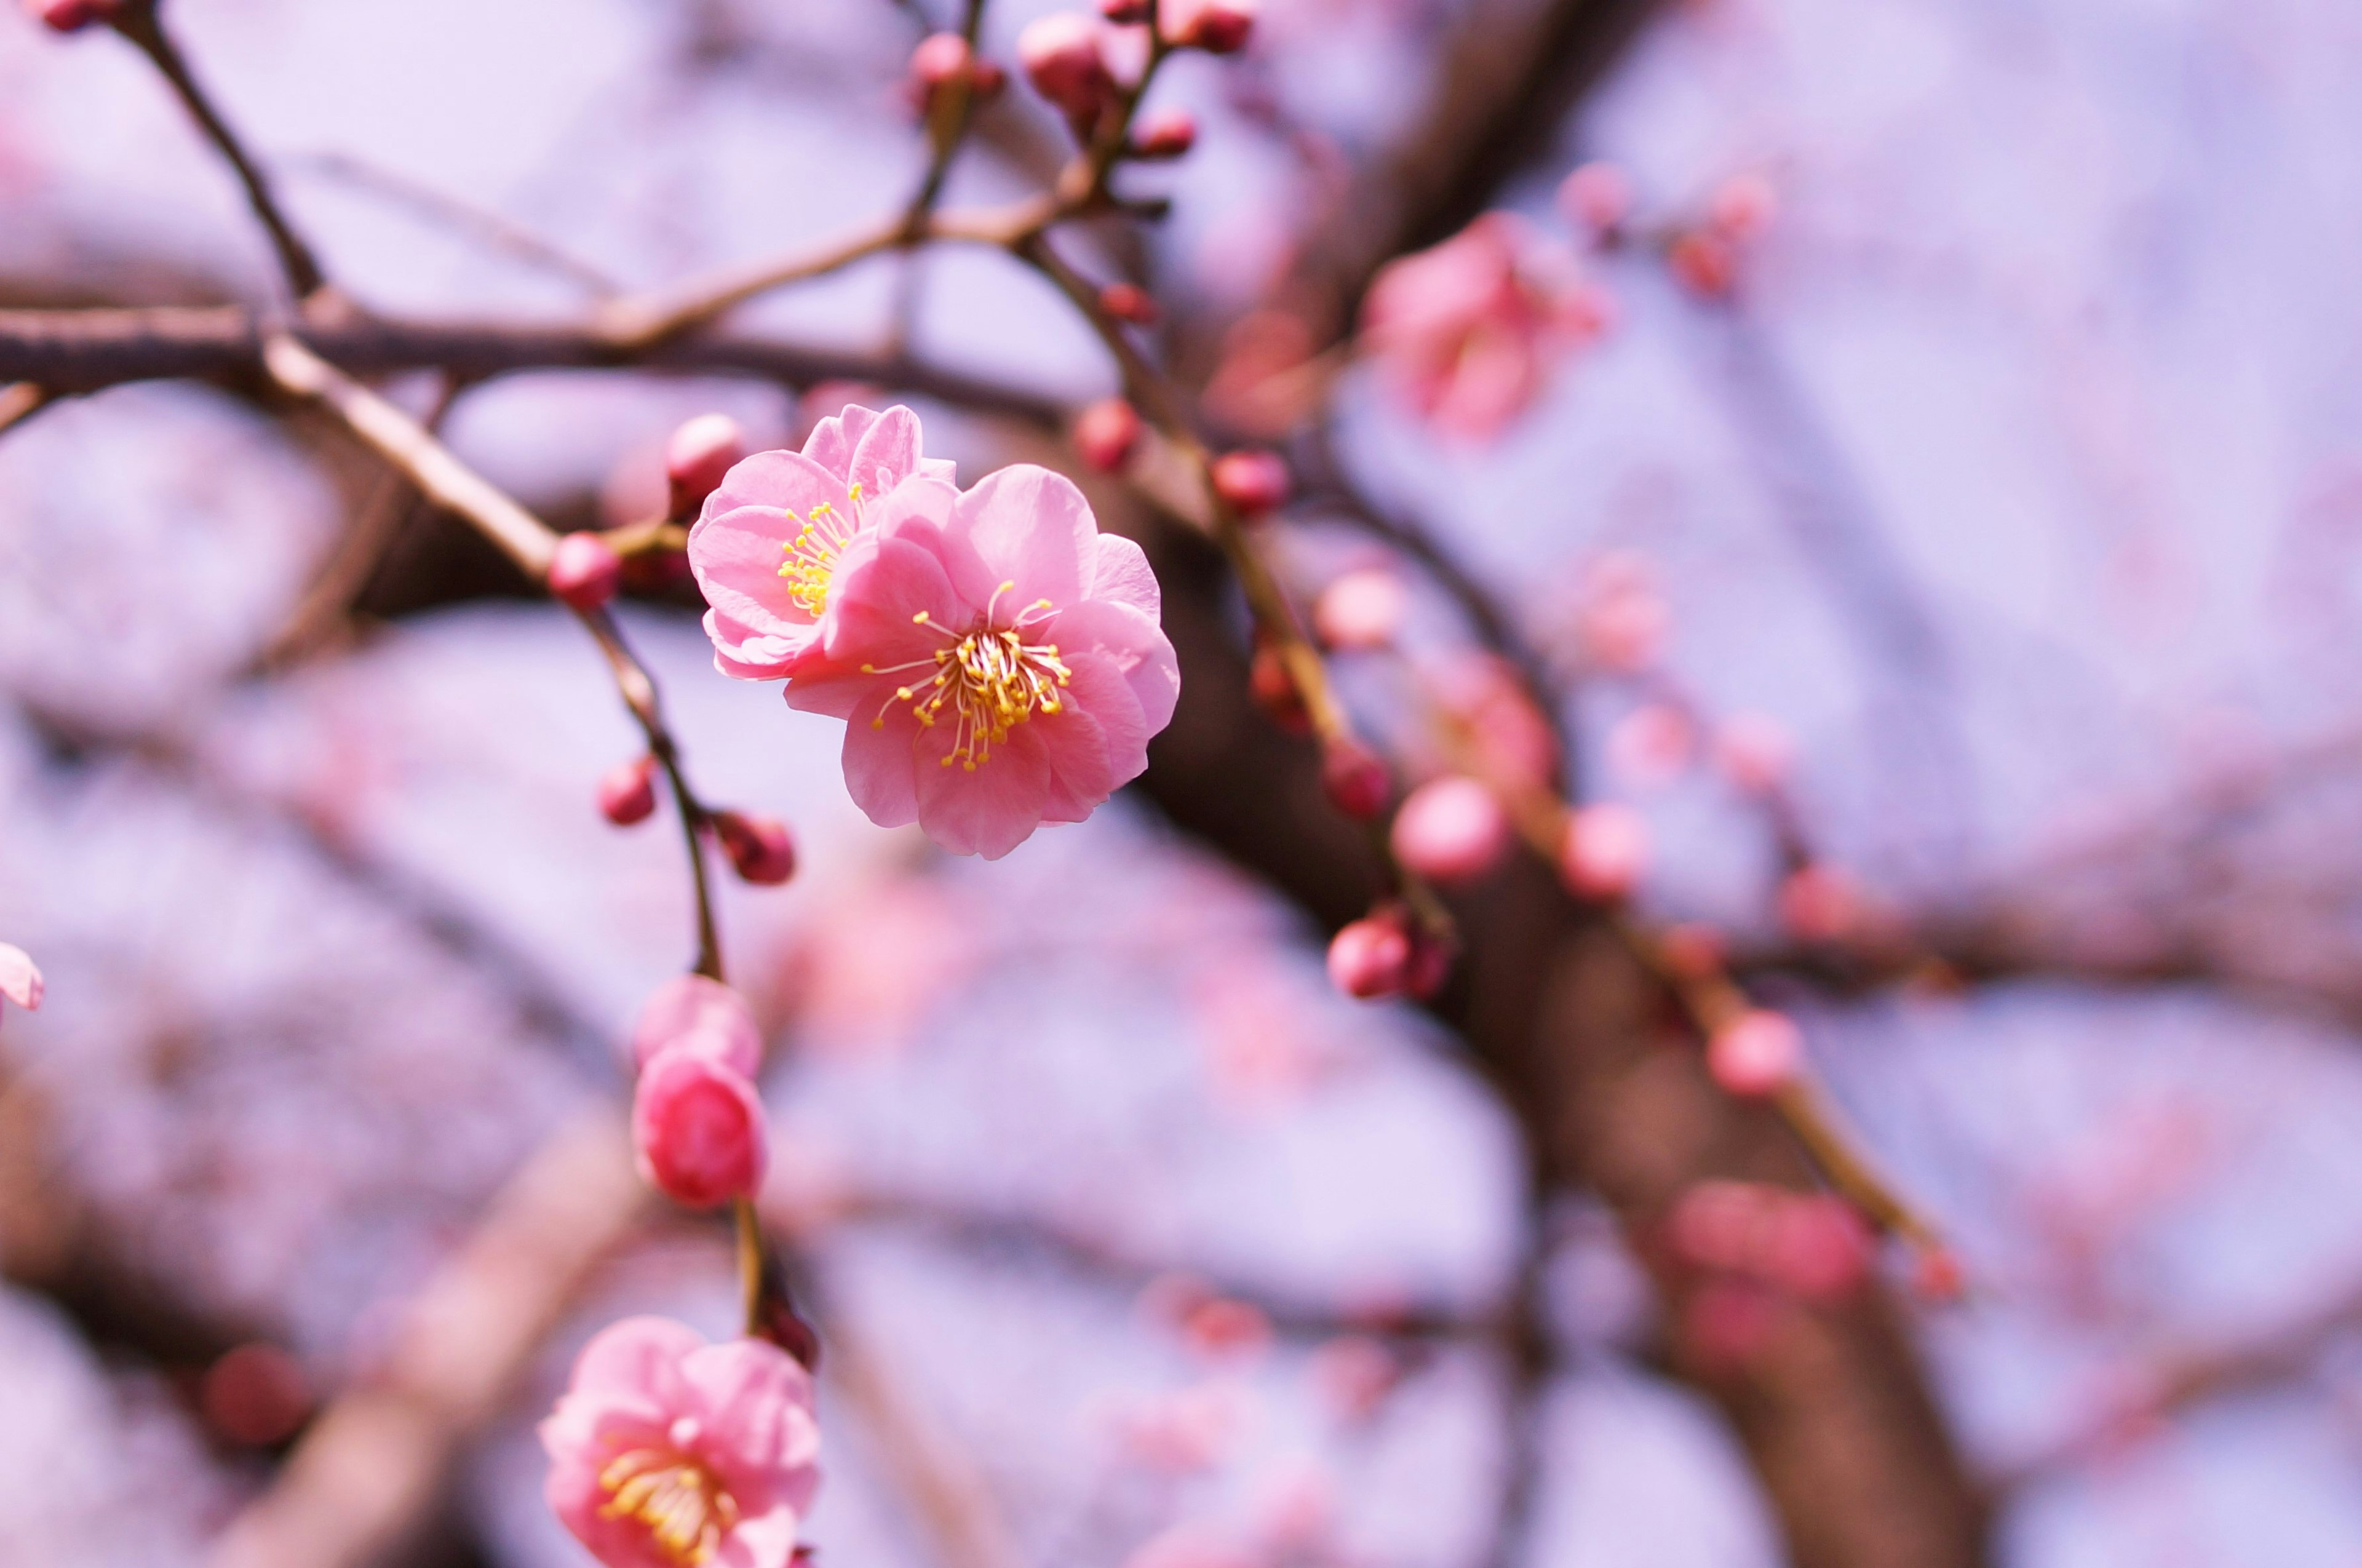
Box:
1046, 598, 1179, 743
0, 944, 41, 1012
1030, 693, 1117, 821
817, 533, 964, 668
918, 456, 958, 483
1089, 532, 1161, 618
843, 404, 926, 496
716, 1505, 806, 1568
914, 718, 1054, 859
689, 499, 823, 647
700, 448, 845, 525
945, 464, 1096, 614
567, 1316, 703, 1405
1045, 651, 1140, 789
834, 699, 926, 829
681, 1339, 821, 1476
630, 975, 761, 1077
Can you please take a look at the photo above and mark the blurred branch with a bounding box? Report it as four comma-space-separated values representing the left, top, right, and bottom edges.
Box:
285, 152, 622, 298
0, 380, 49, 436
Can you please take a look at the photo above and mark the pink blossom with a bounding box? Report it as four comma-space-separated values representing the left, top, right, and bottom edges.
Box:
632, 975, 763, 1078
634, 1046, 769, 1209
1327, 914, 1410, 1000
551, 533, 624, 611
1073, 397, 1143, 472
1776, 862, 1861, 942
1307, 1335, 1398, 1422
1312, 567, 1407, 651
713, 811, 797, 886
687, 404, 955, 682
541, 1316, 819, 1568
0, 942, 41, 1019
1361, 212, 1609, 440
1131, 107, 1197, 158
599, 756, 659, 827
1123, 1526, 1255, 1568
784, 465, 1179, 859
1707, 1008, 1802, 1097
1715, 712, 1794, 794
1017, 13, 1115, 124
1558, 161, 1632, 233
1706, 172, 1779, 241
1114, 1382, 1252, 1472
1210, 449, 1291, 515
1764, 1195, 1871, 1302
1390, 775, 1509, 884
666, 415, 747, 520
1162, 0, 1254, 52
1557, 803, 1648, 901
1607, 703, 1694, 787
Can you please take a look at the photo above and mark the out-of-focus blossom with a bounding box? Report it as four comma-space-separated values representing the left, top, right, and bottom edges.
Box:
1682, 1278, 1776, 1367
0, 943, 42, 1021
788, 876, 977, 1054
713, 811, 798, 886
1667, 229, 1740, 300
1211, 449, 1292, 515
1131, 106, 1197, 159
1253, 1459, 1338, 1553
1307, 1334, 1399, 1422
688, 404, 955, 682
1390, 775, 1509, 884
1557, 161, 1632, 233
542, 1317, 819, 1568
1179, 1296, 1274, 1364
785, 466, 1179, 858
198, 1343, 312, 1449
665, 415, 747, 521
25, 0, 117, 33
1714, 712, 1794, 794
1100, 281, 1158, 325
1668, 1180, 1869, 1304
1658, 921, 1727, 980
1433, 653, 1557, 790
1775, 862, 1861, 942
1114, 1382, 1255, 1472
1706, 172, 1779, 241
1607, 702, 1694, 787
1248, 638, 1311, 734
1361, 212, 1612, 441
1017, 13, 1116, 126
1557, 803, 1649, 901
1706, 1008, 1802, 1097
1327, 912, 1412, 1000
632, 975, 763, 1077
1124, 1524, 1256, 1568
1575, 551, 1667, 671
1312, 567, 1407, 651
1162, 0, 1254, 52
909, 30, 1003, 113
634, 1046, 769, 1208
598, 755, 659, 827
551, 533, 624, 612
1073, 397, 1143, 472
1319, 736, 1391, 820
1204, 309, 1319, 436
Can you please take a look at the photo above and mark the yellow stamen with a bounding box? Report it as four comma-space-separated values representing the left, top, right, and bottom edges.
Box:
597, 1447, 741, 1567
863, 584, 1071, 768
776, 482, 869, 616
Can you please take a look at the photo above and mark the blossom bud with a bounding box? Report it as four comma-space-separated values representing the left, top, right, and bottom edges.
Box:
1390, 776, 1508, 885
26, 0, 117, 32
1131, 106, 1198, 159
713, 810, 797, 885
1073, 396, 1143, 472
198, 1343, 312, 1449
1327, 915, 1411, 1000
1707, 1008, 1802, 1097
1607, 702, 1693, 787
1668, 229, 1739, 299
1715, 712, 1794, 794
632, 1045, 768, 1208
1017, 12, 1115, 124
1557, 802, 1648, 901
631, 974, 763, 1077
547, 531, 623, 611
1776, 862, 1859, 942
1167, 0, 1254, 52
1100, 281, 1159, 325
1248, 640, 1310, 734
1100, 0, 1151, 17
1765, 1195, 1870, 1302
1707, 172, 1778, 241
910, 30, 973, 93
0, 942, 42, 1016
1320, 737, 1390, 821
1657, 921, 1726, 981
1558, 161, 1631, 233
597, 755, 659, 827
1211, 449, 1290, 515
1312, 568, 1406, 651
664, 413, 745, 520
1911, 1245, 1966, 1304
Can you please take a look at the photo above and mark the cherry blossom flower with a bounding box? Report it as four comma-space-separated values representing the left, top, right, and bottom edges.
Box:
1361, 212, 1611, 441
541, 1316, 819, 1568
687, 404, 956, 682
785, 465, 1179, 859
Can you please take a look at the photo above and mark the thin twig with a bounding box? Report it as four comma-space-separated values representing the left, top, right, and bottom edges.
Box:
287, 151, 621, 298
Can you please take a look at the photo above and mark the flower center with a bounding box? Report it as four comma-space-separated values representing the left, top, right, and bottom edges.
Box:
864, 583, 1072, 771
776, 482, 867, 618
598, 1446, 741, 1567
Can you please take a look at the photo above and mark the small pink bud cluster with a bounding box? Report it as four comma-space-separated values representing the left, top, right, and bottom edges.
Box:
629, 976, 769, 1209
1073, 396, 1144, 472
0, 943, 43, 1029
908, 31, 1008, 111
25, 0, 120, 32
1312, 568, 1407, 652
1390, 775, 1509, 885
1557, 802, 1648, 902
1326, 903, 1448, 1001
1211, 448, 1290, 515
1669, 172, 1779, 301
1017, 13, 1118, 132
1706, 1007, 1803, 1097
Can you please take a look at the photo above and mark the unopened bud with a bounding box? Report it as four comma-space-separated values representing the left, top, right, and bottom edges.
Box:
1099, 0, 1151, 19
597, 755, 659, 827
26, 0, 118, 33
1668, 229, 1739, 299
1017, 12, 1115, 124
1707, 172, 1778, 241
1320, 737, 1391, 821
1100, 281, 1158, 325
1211, 448, 1290, 515
1248, 641, 1310, 734
1776, 862, 1859, 942
1312, 568, 1406, 651
630, 974, 763, 1077
548, 531, 623, 611
713, 810, 797, 885
1707, 1008, 1802, 1097
1131, 106, 1198, 159
910, 30, 973, 92
632, 1044, 769, 1209
1072, 396, 1143, 472
1558, 161, 1632, 233
1167, 0, 1254, 52
1557, 802, 1648, 901
1327, 914, 1411, 1001
1389, 776, 1508, 885
665, 413, 746, 520
0, 942, 42, 1016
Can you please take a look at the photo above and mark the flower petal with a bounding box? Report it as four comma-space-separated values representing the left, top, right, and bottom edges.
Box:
946, 464, 1096, 613
843, 404, 927, 495
0, 944, 41, 1013
682, 1338, 821, 1476
835, 698, 925, 829
914, 718, 1054, 859
1089, 532, 1161, 618
1044, 598, 1179, 744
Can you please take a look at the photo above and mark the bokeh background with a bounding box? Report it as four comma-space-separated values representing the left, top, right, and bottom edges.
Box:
7, 1, 2362, 1566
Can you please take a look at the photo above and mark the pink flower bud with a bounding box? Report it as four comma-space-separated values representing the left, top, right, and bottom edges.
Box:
1211, 449, 1290, 515
1390, 775, 1508, 885
1131, 106, 1198, 159
1249, 641, 1310, 734
597, 755, 659, 827
198, 1343, 312, 1449
1668, 229, 1739, 299
1320, 737, 1391, 821
25, 0, 117, 32
1764, 1194, 1870, 1302
632, 1046, 768, 1209
0, 942, 42, 1016
1073, 396, 1143, 472
1557, 803, 1648, 901
1100, 0, 1151, 17
1327, 914, 1412, 1000
1776, 862, 1859, 942
1308, 1334, 1398, 1422
1312, 568, 1407, 651
1166, 0, 1254, 52
1707, 172, 1778, 241
631, 974, 763, 1078
1658, 921, 1726, 981
1715, 712, 1794, 794
1558, 161, 1632, 233
1668, 1179, 1776, 1271
1100, 281, 1159, 324
664, 413, 746, 520
713, 811, 797, 886
1017, 12, 1115, 123
548, 531, 623, 611
1683, 1278, 1775, 1367
1607, 702, 1694, 787
1180, 1297, 1273, 1363
1707, 1008, 1802, 1097
910, 30, 973, 92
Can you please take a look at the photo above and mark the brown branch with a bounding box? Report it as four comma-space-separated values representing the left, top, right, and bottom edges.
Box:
286, 151, 622, 298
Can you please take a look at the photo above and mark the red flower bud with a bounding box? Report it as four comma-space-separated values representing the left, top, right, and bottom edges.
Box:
1320, 737, 1391, 821
1327, 914, 1411, 1000
26, 0, 118, 33
632, 1044, 768, 1209
1249, 641, 1310, 734
1072, 396, 1143, 473
1557, 803, 1648, 901
910, 30, 973, 92
713, 810, 797, 885
664, 413, 745, 520
1707, 1008, 1802, 1097
1167, 0, 1254, 52
1131, 107, 1198, 159
1100, 281, 1158, 325
597, 755, 659, 827
1211, 449, 1290, 515
1017, 12, 1115, 125
547, 531, 623, 611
